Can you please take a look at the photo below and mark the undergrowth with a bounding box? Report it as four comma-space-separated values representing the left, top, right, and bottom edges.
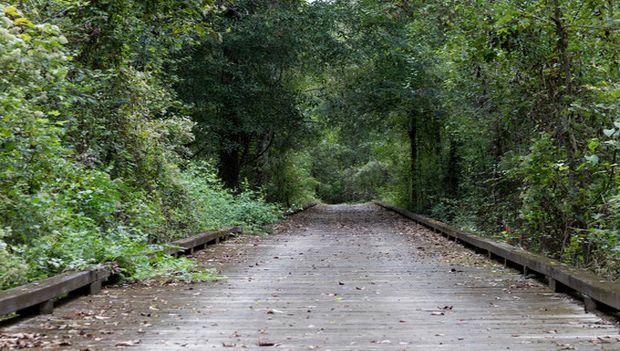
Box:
0, 7, 282, 291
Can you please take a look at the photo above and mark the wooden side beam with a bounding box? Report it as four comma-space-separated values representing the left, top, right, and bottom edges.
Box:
0, 226, 243, 319
376, 202, 620, 313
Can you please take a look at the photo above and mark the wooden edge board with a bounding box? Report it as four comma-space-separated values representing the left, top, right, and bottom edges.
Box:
0, 266, 110, 316
375, 202, 620, 312
285, 203, 318, 216
165, 229, 231, 255
0, 227, 241, 318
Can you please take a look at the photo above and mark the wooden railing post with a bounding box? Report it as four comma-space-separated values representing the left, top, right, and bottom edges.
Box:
39, 299, 54, 314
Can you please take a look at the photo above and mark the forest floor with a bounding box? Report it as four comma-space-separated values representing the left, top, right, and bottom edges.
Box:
1, 204, 619, 350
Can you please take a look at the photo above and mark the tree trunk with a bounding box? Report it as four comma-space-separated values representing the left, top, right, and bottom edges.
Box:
408, 116, 418, 210
218, 146, 242, 190
551, 0, 582, 257
445, 138, 459, 198
552, 0, 572, 95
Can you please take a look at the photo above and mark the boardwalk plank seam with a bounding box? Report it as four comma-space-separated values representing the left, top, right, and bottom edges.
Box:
0, 202, 317, 320
376, 202, 620, 313
5, 204, 619, 349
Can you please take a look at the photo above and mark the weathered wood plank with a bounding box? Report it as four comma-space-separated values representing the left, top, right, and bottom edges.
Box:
5, 204, 617, 350
0, 227, 243, 319
165, 231, 224, 255
376, 202, 620, 312
0, 266, 110, 316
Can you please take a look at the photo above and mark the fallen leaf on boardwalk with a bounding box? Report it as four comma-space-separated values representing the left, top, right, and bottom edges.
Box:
266, 308, 284, 314
258, 340, 276, 346
430, 311, 445, 316
590, 336, 615, 344
0, 333, 42, 349
223, 342, 236, 347
370, 339, 391, 344
115, 340, 141, 347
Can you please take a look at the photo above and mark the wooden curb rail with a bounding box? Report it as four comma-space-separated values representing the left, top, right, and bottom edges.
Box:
164, 227, 241, 256
0, 227, 239, 318
285, 203, 318, 216
0, 202, 318, 320
0, 266, 111, 317
376, 202, 620, 313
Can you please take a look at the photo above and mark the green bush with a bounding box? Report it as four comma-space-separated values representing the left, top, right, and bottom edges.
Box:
0, 7, 282, 290
266, 151, 318, 208
0, 228, 28, 290
179, 162, 283, 233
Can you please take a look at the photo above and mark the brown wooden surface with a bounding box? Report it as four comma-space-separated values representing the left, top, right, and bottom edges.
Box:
377, 202, 620, 312
3, 204, 618, 350
0, 266, 110, 317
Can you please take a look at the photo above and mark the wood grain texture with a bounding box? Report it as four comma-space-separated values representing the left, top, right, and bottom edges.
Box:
377, 202, 620, 312
3, 204, 618, 350
0, 266, 110, 317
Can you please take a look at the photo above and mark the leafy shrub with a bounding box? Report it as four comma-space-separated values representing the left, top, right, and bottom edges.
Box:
265, 151, 318, 208
0, 8, 282, 290
0, 228, 28, 290
179, 162, 283, 233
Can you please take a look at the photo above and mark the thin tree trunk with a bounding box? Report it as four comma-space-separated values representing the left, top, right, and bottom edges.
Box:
551, 0, 580, 256
445, 138, 459, 198
218, 146, 242, 190
408, 116, 418, 210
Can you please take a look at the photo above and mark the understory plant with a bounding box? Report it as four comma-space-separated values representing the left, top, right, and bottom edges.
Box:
0, 6, 281, 290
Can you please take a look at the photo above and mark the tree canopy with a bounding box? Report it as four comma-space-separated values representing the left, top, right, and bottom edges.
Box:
0, 0, 618, 288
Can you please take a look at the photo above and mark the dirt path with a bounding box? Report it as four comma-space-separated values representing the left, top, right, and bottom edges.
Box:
2, 204, 619, 350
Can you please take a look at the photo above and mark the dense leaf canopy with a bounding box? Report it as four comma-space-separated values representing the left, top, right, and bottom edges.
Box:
0, 0, 618, 288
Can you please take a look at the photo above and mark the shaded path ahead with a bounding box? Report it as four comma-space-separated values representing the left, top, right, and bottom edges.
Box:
4, 204, 619, 350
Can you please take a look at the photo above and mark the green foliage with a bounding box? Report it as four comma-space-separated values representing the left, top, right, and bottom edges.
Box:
265, 150, 317, 208
2, 0, 618, 291
512, 134, 573, 253
174, 0, 312, 189
173, 0, 342, 196
426, 0, 620, 278
306, 0, 620, 279
179, 162, 282, 233
0, 5, 281, 290
0, 228, 28, 290
128, 253, 219, 283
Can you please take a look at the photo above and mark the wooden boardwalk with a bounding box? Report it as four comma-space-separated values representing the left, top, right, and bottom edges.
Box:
2, 204, 619, 350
